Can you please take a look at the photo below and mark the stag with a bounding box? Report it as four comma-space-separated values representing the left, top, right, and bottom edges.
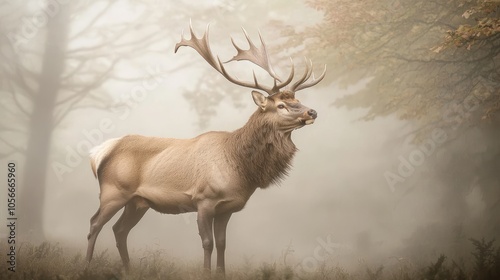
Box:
85, 24, 326, 274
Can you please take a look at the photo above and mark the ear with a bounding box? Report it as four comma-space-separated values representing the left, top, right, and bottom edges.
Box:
251, 91, 267, 111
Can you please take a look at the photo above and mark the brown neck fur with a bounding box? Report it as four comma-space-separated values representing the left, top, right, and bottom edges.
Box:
226, 109, 297, 189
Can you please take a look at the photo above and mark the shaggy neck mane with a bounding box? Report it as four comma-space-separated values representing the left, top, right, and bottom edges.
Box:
226, 109, 298, 189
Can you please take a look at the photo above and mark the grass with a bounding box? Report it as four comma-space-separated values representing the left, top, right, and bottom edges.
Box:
1, 238, 499, 280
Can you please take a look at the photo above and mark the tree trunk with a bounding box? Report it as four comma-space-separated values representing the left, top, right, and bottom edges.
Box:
19, 6, 69, 241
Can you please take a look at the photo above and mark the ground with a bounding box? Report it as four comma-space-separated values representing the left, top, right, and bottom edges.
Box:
0, 241, 499, 280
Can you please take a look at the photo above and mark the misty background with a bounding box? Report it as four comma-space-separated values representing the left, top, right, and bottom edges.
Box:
0, 0, 498, 273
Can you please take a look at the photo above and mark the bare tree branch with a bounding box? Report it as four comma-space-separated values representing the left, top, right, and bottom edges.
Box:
0, 150, 17, 159
53, 58, 121, 125
10, 90, 31, 117
0, 137, 24, 153
70, 0, 118, 40
61, 58, 88, 81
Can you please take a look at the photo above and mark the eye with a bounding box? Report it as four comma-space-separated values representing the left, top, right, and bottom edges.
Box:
277, 104, 286, 109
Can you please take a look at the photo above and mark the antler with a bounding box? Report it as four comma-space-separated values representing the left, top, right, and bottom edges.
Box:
175, 23, 326, 95
227, 29, 283, 82
175, 23, 294, 95
290, 58, 327, 92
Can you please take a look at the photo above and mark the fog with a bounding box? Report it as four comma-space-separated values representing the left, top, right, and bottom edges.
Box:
0, 0, 498, 275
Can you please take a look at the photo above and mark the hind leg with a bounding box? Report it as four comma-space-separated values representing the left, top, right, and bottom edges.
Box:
86, 187, 129, 265
112, 197, 149, 270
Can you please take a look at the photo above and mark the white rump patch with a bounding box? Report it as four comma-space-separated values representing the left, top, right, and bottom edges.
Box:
90, 137, 121, 176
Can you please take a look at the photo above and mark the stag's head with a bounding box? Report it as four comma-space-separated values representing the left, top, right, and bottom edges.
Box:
174, 24, 326, 132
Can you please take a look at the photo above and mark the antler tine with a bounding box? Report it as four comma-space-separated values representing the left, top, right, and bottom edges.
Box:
294, 64, 327, 92
175, 23, 223, 73
290, 58, 313, 91
218, 57, 275, 95
271, 58, 295, 92
226, 28, 283, 83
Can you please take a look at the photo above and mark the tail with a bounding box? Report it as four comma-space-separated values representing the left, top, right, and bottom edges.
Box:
89, 138, 120, 179
90, 157, 98, 178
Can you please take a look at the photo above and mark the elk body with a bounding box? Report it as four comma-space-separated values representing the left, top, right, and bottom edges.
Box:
85, 24, 326, 274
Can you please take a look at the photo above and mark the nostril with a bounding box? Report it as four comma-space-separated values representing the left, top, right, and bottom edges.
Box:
307, 109, 318, 119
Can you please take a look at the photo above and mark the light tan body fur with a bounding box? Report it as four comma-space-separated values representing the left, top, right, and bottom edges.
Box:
85, 24, 325, 275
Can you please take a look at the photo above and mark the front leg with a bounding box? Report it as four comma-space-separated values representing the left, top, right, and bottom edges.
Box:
214, 212, 232, 274
197, 208, 215, 271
